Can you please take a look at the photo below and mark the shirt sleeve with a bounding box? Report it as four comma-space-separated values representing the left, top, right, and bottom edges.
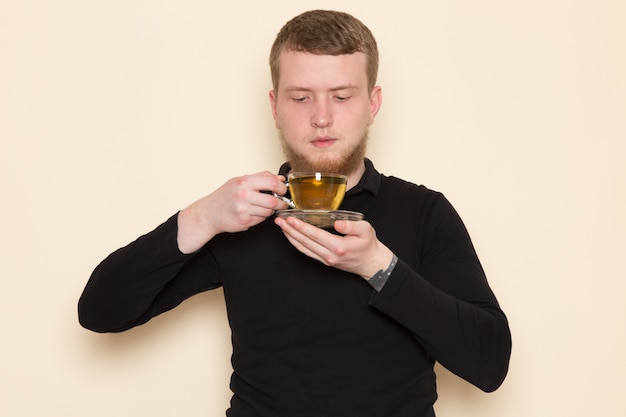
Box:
368, 195, 512, 393
78, 213, 222, 333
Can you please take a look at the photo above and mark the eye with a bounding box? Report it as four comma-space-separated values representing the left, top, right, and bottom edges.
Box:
334, 95, 350, 102
292, 96, 309, 103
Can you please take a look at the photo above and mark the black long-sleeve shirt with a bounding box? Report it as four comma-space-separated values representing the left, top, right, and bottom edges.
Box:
79, 159, 511, 417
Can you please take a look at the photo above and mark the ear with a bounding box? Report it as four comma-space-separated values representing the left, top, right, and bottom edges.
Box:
368, 86, 382, 125
269, 89, 279, 124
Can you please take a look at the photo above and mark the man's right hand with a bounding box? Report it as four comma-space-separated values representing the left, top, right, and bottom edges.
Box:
177, 171, 289, 254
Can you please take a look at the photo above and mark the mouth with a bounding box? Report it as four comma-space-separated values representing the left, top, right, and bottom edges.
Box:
310, 136, 337, 149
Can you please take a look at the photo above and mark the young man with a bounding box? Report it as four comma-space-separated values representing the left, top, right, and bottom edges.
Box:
79, 10, 511, 417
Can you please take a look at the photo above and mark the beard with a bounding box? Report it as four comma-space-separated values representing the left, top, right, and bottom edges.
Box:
278, 129, 369, 175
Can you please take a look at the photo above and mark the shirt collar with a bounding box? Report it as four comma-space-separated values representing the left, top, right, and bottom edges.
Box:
277, 158, 381, 196
349, 158, 380, 196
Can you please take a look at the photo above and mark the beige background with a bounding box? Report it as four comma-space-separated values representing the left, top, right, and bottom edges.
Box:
2, 0, 625, 416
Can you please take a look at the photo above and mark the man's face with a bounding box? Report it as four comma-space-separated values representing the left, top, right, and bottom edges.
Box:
269, 50, 382, 175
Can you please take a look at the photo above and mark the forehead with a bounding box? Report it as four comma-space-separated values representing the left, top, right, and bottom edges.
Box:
276, 50, 368, 90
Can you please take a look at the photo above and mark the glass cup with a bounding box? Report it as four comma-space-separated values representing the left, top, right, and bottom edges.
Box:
287, 172, 347, 211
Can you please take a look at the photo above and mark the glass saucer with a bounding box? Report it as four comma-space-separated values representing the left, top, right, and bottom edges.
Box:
276, 209, 363, 228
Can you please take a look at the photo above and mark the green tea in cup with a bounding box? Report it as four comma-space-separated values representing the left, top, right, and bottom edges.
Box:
287, 172, 347, 211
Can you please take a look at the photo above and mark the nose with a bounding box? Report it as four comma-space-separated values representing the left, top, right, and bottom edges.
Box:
311, 99, 333, 128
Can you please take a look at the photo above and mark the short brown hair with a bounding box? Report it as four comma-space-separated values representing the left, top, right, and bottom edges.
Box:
269, 10, 379, 92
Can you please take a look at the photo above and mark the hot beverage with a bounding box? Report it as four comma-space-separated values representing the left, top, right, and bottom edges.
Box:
287, 172, 347, 211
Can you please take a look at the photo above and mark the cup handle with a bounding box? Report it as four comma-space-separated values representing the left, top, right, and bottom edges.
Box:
273, 192, 295, 209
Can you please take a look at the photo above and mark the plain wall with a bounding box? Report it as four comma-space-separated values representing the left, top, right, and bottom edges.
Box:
2, 1, 625, 415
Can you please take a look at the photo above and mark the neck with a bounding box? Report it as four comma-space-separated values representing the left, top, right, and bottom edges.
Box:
346, 160, 366, 191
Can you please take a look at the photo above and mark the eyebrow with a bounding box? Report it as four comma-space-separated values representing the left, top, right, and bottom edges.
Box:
284, 84, 360, 93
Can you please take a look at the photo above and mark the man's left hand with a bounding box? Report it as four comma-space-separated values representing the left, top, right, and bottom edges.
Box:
274, 216, 394, 280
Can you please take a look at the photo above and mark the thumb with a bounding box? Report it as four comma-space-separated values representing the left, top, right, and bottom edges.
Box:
333, 219, 358, 236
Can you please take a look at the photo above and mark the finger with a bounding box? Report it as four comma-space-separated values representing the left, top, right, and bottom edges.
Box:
333, 219, 368, 237
250, 190, 290, 212
282, 232, 327, 264
276, 217, 338, 263
284, 216, 331, 245
249, 172, 288, 195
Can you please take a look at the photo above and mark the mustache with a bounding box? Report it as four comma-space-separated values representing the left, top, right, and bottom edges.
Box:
277, 129, 369, 175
